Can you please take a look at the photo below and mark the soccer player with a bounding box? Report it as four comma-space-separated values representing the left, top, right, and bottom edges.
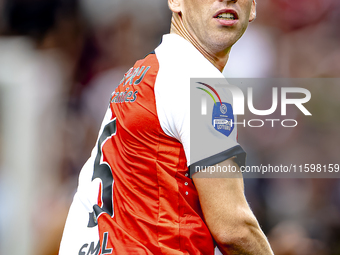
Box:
59, 0, 274, 254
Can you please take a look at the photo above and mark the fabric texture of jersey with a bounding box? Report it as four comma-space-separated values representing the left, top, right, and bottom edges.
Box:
59, 34, 246, 255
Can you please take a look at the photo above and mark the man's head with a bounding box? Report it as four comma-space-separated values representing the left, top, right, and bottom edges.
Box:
168, 0, 256, 56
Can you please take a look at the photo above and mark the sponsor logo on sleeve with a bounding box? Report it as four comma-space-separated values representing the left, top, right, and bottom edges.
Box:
212, 102, 234, 137
196, 82, 234, 137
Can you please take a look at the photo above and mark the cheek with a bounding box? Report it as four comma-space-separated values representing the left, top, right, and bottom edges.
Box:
183, 9, 201, 30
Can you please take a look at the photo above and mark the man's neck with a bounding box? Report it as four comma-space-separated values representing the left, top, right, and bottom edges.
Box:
170, 13, 230, 72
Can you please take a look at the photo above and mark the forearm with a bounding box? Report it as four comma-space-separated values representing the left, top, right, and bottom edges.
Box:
193, 159, 273, 255
215, 216, 273, 255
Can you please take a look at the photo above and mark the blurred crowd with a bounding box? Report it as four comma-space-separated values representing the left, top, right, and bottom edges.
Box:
0, 0, 339, 254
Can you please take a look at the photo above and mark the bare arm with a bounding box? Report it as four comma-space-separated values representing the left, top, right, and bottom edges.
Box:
193, 158, 274, 255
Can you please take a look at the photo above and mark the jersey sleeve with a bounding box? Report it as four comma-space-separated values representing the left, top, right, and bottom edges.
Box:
154, 34, 246, 178
155, 77, 246, 178
188, 82, 246, 177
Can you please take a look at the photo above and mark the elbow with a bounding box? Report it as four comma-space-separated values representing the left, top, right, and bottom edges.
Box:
215, 225, 252, 250
213, 220, 260, 252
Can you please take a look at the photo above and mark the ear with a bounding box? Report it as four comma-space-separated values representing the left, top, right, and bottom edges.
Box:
249, 0, 256, 22
168, 0, 182, 13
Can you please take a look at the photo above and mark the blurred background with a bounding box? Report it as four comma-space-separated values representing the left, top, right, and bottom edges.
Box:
0, 0, 339, 254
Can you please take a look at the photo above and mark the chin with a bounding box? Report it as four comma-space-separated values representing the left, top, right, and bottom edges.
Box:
208, 34, 239, 51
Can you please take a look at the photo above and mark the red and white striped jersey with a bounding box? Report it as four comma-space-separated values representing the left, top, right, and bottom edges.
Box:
59, 34, 245, 255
